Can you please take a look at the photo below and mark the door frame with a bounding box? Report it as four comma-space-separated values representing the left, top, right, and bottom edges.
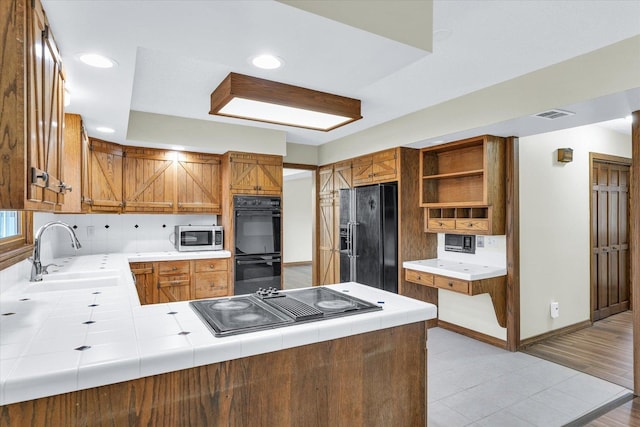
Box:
589, 153, 632, 322
283, 162, 318, 284
631, 110, 639, 395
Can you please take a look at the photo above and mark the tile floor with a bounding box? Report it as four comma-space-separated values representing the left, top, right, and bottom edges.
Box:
428, 327, 631, 426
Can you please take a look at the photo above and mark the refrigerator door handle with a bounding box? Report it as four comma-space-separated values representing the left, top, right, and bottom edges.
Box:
351, 222, 359, 258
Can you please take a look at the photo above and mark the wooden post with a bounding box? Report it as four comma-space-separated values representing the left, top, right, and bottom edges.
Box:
506, 137, 520, 351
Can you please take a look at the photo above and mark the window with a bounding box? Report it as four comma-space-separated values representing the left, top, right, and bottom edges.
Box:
0, 211, 22, 240
0, 210, 33, 270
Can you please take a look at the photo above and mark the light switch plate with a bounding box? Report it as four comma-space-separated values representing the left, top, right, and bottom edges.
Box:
476, 236, 484, 248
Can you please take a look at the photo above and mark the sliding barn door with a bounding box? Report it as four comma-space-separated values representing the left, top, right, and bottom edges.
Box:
591, 158, 631, 321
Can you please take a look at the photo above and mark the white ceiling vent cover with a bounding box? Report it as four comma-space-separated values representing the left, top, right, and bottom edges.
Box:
533, 109, 575, 120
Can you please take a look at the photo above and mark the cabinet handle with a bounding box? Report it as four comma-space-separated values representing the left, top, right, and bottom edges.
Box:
417, 275, 421, 280
172, 266, 177, 270
209, 264, 214, 268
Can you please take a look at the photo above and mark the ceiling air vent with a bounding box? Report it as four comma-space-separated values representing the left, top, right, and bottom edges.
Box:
533, 109, 575, 120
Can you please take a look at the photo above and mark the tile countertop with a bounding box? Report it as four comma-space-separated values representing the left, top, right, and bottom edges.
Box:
0, 253, 436, 406
402, 258, 507, 281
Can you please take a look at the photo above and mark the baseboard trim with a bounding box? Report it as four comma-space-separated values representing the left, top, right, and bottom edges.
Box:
437, 320, 508, 350
282, 261, 312, 267
519, 320, 592, 349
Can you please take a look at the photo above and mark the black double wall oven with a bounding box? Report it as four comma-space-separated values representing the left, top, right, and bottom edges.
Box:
233, 195, 282, 295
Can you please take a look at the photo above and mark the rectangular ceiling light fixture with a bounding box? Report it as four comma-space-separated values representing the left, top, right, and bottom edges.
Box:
209, 73, 362, 131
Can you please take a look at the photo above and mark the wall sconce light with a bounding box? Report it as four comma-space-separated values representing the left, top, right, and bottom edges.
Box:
557, 148, 573, 163
209, 73, 362, 131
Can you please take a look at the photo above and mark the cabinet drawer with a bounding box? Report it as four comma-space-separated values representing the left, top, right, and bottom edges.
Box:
194, 258, 228, 273
427, 219, 456, 231
158, 275, 190, 288
158, 261, 190, 275
194, 272, 228, 298
434, 276, 470, 294
405, 269, 434, 287
455, 219, 489, 232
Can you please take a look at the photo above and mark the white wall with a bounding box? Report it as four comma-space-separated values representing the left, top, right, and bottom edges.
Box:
519, 125, 631, 340
436, 234, 507, 340
282, 175, 313, 263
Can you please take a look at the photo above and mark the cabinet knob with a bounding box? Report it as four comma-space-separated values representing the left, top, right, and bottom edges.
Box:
172, 266, 177, 270
417, 275, 421, 280
448, 282, 454, 287
209, 264, 214, 268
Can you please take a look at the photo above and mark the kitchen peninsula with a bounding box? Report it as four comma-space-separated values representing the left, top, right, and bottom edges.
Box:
0, 253, 436, 426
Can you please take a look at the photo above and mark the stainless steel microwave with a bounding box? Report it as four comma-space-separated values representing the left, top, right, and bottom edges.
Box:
175, 225, 223, 251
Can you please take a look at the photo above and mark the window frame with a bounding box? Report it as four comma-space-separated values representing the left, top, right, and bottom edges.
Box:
0, 211, 34, 271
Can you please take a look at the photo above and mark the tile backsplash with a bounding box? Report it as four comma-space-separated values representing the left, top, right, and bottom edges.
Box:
33, 213, 218, 260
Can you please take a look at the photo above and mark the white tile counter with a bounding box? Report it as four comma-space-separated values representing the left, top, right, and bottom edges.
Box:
0, 253, 436, 405
403, 258, 506, 281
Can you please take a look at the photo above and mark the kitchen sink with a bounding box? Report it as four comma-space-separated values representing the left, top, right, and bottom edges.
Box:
25, 273, 120, 293
40, 269, 119, 281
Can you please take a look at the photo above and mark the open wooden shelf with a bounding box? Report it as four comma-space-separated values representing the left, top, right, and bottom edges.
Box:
419, 135, 506, 235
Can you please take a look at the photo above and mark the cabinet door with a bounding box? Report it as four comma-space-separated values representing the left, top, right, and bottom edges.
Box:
194, 272, 228, 299
26, 0, 66, 209
318, 166, 334, 199
352, 156, 373, 186
318, 196, 337, 285
333, 161, 352, 191
229, 155, 259, 193
85, 140, 123, 212
123, 147, 174, 213
59, 114, 83, 213
176, 152, 221, 213
228, 153, 282, 194
371, 149, 398, 183
130, 262, 155, 305
255, 155, 283, 194
157, 278, 191, 303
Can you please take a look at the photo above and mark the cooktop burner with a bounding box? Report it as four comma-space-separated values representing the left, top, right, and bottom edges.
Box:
190, 287, 381, 337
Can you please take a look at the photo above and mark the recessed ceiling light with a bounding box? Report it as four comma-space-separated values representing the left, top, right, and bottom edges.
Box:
251, 54, 283, 70
96, 126, 115, 134
78, 53, 117, 68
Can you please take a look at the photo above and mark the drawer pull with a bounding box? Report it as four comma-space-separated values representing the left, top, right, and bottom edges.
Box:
448, 282, 454, 287
172, 266, 177, 271
209, 264, 214, 268
417, 275, 421, 280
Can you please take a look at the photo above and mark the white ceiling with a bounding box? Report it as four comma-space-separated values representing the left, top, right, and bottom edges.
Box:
43, 0, 640, 151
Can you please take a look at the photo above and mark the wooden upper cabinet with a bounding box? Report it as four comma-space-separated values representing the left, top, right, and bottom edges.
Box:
333, 161, 353, 192
83, 138, 124, 212
352, 148, 398, 187
123, 147, 175, 213
176, 152, 221, 214
227, 152, 283, 195
420, 135, 506, 235
0, 0, 71, 210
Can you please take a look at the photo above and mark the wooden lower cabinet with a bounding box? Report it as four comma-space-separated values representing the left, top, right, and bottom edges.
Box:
0, 322, 426, 427
130, 258, 231, 304
405, 268, 506, 327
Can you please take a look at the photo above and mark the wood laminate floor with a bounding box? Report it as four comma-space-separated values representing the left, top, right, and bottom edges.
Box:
523, 311, 633, 390
587, 397, 640, 426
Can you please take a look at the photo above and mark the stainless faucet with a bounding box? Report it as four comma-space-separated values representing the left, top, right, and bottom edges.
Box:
30, 221, 82, 282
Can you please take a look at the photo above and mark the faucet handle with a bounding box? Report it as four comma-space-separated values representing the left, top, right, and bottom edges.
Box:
42, 263, 62, 274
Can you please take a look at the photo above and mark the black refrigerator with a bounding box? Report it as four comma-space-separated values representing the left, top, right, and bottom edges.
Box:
339, 183, 398, 293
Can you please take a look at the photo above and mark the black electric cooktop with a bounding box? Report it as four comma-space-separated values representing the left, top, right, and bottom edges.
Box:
190, 287, 381, 337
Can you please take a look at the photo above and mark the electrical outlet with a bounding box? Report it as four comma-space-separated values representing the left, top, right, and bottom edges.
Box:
486, 236, 497, 247
476, 236, 484, 248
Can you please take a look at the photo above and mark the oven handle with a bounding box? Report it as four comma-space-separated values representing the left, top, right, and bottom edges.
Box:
236, 258, 282, 265
235, 211, 281, 217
